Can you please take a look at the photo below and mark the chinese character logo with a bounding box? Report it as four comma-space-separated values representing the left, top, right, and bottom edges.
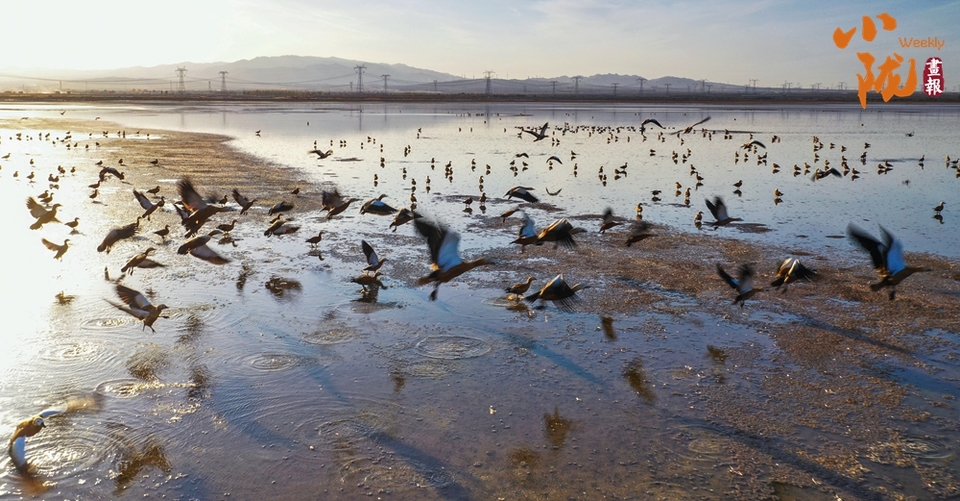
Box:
833, 13, 917, 109
923, 57, 944, 97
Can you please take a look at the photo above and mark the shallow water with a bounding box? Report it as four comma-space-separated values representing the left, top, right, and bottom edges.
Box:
0, 102, 959, 500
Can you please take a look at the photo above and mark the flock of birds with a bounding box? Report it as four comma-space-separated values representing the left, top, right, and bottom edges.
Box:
2, 111, 950, 475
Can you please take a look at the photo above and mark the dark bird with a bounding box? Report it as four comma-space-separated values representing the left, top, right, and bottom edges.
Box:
232, 189, 257, 215
268, 200, 294, 216
25, 197, 61, 230
847, 224, 930, 299
178, 178, 226, 236
704, 196, 742, 226
305, 231, 323, 247
522, 122, 549, 141
770, 258, 817, 290
389, 208, 419, 232
415, 218, 493, 300
217, 220, 238, 233
133, 190, 163, 220
625, 220, 656, 247
717, 263, 762, 308
545, 187, 562, 196
146, 185, 161, 194
934, 201, 945, 214
546, 155, 563, 165
514, 152, 529, 158
812, 167, 842, 181
524, 274, 588, 311
505, 186, 539, 203
536, 218, 581, 249
740, 140, 766, 150
120, 248, 165, 275
98, 166, 124, 181
178, 231, 230, 264
361, 240, 387, 273
98, 219, 139, 253
150, 159, 159, 165
640, 118, 664, 132
154, 225, 170, 240
41, 238, 70, 260
107, 284, 169, 332
599, 207, 622, 233
309, 149, 334, 159
65, 217, 79, 230
505, 277, 535, 295
322, 189, 360, 219
360, 194, 398, 215
263, 219, 300, 236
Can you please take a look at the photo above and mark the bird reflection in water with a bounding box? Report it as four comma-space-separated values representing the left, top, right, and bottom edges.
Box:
187, 364, 211, 401
236, 263, 252, 292
108, 423, 172, 494
354, 282, 384, 304
601, 316, 616, 341
622, 357, 656, 402
265, 276, 303, 300
390, 367, 406, 393
543, 407, 573, 448
706, 345, 728, 384
508, 447, 541, 470
178, 314, 204, 345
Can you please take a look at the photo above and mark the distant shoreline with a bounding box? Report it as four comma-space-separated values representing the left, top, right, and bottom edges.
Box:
2, 90, 958, 107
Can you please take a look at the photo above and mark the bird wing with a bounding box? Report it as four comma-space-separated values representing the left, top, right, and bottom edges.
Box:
519, 212, 535, 238
116, 284, 152, 310
641, 118, 664, 129
9, 436, 26, 470
98, 221, 138, 252
736, 264, 756, 293
361, 240, 379, 266
321, 189, 343, 210
879, 226, 906, 274
546, 155, 562, 164
602, 207, 615, 224
177, 178, 208, 212
232, 189, 250, 207
26, 197, 49, 219
106, 299, 149, 320
716, 264, 740, 291
41, 238, 60, 251
133, 189, 153, 210
847, 224, 886, 271
705, 197, 727, 221
415, 219, 462, 271
190, 244, 230, 264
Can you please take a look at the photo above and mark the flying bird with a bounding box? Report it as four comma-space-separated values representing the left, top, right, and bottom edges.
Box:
505, 186, 539, 203
361, 240, 388, 273
8, 407, 67, 473
522, 122, 549, 141
717, 263, 762, 308
524, 274, 588, 311
704, 196, 742, 226
599, 207, 622, 234
107, 284, 169, 332
360, 194, 398, 215
41, 238, 70, 260
120, 248, 165, 275
310, 149, 334, 159
511, 211, 538, 253
25, 197, 61, 230
847, 224, 930, 300
97, 219, 139, 253
415, 218, 493, 301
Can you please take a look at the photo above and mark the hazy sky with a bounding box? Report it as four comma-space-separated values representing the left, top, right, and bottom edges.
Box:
5, 0, 957, 88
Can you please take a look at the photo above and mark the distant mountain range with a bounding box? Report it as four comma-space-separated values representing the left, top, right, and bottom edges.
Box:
0, 55, 746, 95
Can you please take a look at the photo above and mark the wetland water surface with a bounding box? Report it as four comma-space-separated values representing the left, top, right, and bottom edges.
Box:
0, 102, 958, 500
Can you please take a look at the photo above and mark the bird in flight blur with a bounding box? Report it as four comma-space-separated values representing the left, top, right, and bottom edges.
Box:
107, 284, 169, 332
522, 122, 550, 141
524, 274, 588, 311
847, 224, 930, 300
415, 218, 493, 301
717, 263, 762, 308
704, 197, 742, 227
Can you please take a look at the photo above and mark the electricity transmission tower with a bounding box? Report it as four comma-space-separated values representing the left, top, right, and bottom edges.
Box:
637, 77, 646, 93
551, 81, 558, 95
355, 64, 367, 92
176, 67, 187, 93
219, 71, 228, 93
573, 75, 582, 94
612, 83, 619, 95
484, 71, 494, 95
381, 74, 390, 93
